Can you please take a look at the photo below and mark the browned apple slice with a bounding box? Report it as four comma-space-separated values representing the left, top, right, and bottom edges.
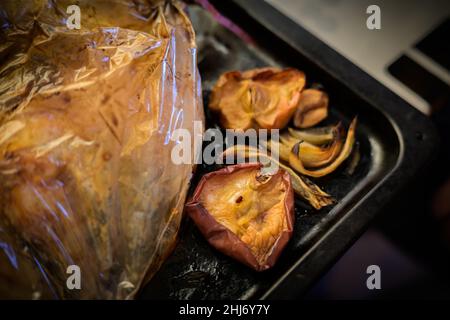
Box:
209, 68, 306, 130
185, 163, 294, 271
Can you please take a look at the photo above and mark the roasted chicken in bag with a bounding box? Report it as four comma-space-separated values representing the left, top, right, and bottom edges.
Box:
0, 0, 203, 299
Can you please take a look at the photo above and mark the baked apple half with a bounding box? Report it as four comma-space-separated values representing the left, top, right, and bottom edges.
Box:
209, 68, 306, 130
185, 163, 294, 271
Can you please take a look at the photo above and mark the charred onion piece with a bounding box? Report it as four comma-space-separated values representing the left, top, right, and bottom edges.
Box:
293, 89, 329, 128
288, 123, 341, 145
289, 118, 357, 177
219, 146, 334, 209
185, 163, 294, 271
209, 67, 306, 129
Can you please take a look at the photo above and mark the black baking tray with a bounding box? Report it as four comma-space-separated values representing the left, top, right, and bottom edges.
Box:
139, 0, 438, 299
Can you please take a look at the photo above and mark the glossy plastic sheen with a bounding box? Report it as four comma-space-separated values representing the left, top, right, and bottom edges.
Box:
0, 0, 203, 299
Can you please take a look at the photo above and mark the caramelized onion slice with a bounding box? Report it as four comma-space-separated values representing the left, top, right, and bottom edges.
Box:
288, 123, 341, 145
293, 89, 329, 128
280, 123, 344, 168
295, 139, 343, 168
219, 145, 334, 210
289, 117, 357, 177
185, 163, 294, 271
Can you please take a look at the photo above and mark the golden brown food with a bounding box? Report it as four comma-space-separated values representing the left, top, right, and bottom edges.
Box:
288, 124, 339, 146
289, 118, 357, 177
0, 0, 203, 299
185, 163, 294, 271
280, 123, 344, 168
219, 146, 334, 210
209, 68, 306, 130
293, 89, 329, 128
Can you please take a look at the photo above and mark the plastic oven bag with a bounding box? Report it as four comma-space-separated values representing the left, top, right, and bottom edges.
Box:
0, 0, 203, 299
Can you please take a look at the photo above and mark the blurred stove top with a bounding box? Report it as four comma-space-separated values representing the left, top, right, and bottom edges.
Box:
265, 0, 450, 114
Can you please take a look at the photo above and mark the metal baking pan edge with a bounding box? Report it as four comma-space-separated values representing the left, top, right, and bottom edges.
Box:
227, 0, 439, 299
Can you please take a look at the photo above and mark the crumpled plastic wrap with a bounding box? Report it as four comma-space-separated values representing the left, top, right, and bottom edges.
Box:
0, 0, 204, 299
